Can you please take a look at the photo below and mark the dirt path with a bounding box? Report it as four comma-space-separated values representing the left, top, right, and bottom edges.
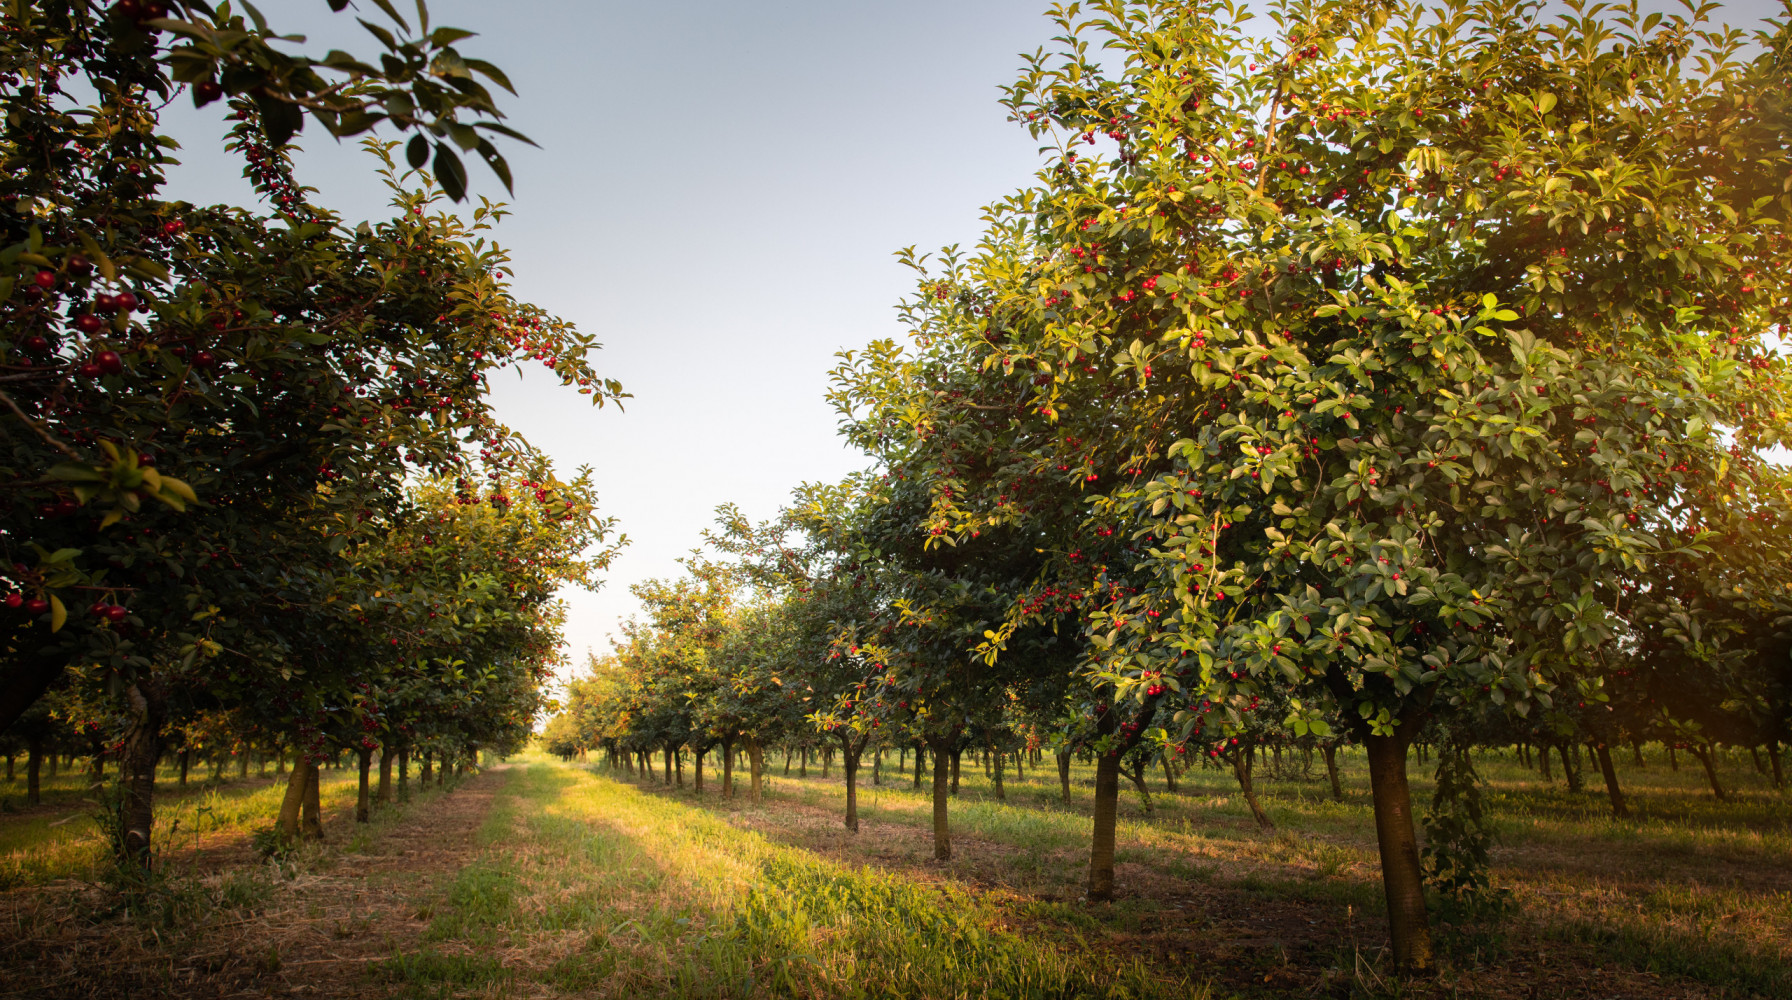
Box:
0, 766, 508, 1000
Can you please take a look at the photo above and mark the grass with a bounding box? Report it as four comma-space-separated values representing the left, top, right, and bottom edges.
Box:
0, 746, 1785, 998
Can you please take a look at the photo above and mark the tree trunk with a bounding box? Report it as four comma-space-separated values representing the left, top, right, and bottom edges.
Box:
117, 681, 165, 867
841, 735, 863, 832
1751, 746, 1767, 776
927, 737, 951, 860
1594, 742, 1628, 818
277, 756, 309, 840
949, 748, 961, 796
238, 752, 249, 778
990, 742, 1005, 801
1539, 741, 1553, 780
25, 738, 43, 806
1232, 749, 1274, 831
782, 748, 791, 776
178, 748, 190, 789
694, 747, 706, 795
1086, 750, 1122, 901
1015, 750, 1025, 782
1322, 744, 1344, 802
1162, 754, 1178, 792
421, 751, 434, 786
1125, 759, 1154, 815
1767, 741, 1784, 790
748, 739, 765, 801
301, 757, 324, 840
1631, 740, 1646, 768
799, 746, 807, 778
3, 753, 12, 781
664, 746, 674, 786
721, 737, 735, 798
1363, 733, 1432, 971
1691, 743, 1726, 800
398, 750, 410, 801
1057, 750, 1072, 803
355, 746, 373, 823
873, 748, 882, 786
912, 740, 924, 789
1669, 745, 1679, 771
1558, 742, 1582, 793
377, 746, 393, 804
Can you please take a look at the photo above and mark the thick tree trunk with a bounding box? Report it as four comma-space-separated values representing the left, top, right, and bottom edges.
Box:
421, 752, 434, 786
1594, 742, 1628, 818
1086, 751, 1122, 901
377, 746, 393, 804
1232, 750, 1274, 831
301, 758, 324, 839
1057, 750, 1072, 803
927, 737, 951, 860
1363, 733, 1432, 971
117, 681, 165, 867
355, 747, 373, 823
1322, 744, 1344, 802
277, 756, 309, 840
990, 742, 1005, 801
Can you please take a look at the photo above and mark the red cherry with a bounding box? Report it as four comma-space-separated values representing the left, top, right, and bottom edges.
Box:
4, 594, 21, 609
23, 335, 49, 353
95, 351, 123, 374
79, 362, 102, 378
105, 605, 129, 623
194, 81, 224, 106
114, 291, 138, 313
32, 270, 55, 289
161, 220, 185, 236
94, 293, 118, 313
25, 598, 48, 615
74, 314, 105, 334
193, 350, 217, 369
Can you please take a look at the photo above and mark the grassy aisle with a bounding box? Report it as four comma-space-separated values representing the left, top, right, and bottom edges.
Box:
393, 756, 1202, 999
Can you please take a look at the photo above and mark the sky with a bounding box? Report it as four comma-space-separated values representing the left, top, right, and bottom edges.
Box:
155, 0, 1787, 689
155, 0, 1055, 681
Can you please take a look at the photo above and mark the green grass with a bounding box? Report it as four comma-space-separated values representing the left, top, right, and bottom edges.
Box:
385, 758, 1208, 999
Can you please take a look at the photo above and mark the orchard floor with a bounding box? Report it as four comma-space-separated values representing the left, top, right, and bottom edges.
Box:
0, 749, 1784, 999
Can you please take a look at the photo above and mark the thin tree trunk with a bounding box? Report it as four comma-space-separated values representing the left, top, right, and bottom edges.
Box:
398, 750, 410, 802
928, 737, 951, 860
1232, 750, 1274, 831
721, 737, 735, 798
842, 736, 862, 832
748, 739, 765, 801
1015, 750, 1025, 782
355, 747, 373, 823
950, 748, 961, 796
990, 742, 1005, 801
117, 681, 164, 867
782, 748, 791, 776
1558, 742, 1582, 793
301, 758, 324, 839
664, 746, 675, 786
178, 748, 190, 789
1595, 742, 1628, 818
1767, 741, 1784, 790
1322, 744, 1344, 802
1631, 740, 1646, 768
26, 738, 43, 806
912, 741, 924, 789
277, 756, 309, 840
421, 751, 434, 786
1364, 732, 1432, 971
1691, 743, 1726, 800
873, 748, 882, 786
1086, 750, 1122, 900
1125, 759, 1154, 815
1162, 754, 1178, 792
1669, 745, 1679, 771
1057, 750, 1072, 803
377, 746, 393, 804
1539, 741, 1554, 780
694, 747, 705, 795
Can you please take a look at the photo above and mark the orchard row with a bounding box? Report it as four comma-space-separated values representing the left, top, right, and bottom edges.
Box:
546, 0, 1792, 973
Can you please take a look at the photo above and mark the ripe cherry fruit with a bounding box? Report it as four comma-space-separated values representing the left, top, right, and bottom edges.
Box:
25, 598, 48, 615
95, 351, 124, 374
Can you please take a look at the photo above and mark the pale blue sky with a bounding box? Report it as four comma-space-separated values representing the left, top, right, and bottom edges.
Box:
157, 1, 1785, 682
157, 1, 1051, 674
